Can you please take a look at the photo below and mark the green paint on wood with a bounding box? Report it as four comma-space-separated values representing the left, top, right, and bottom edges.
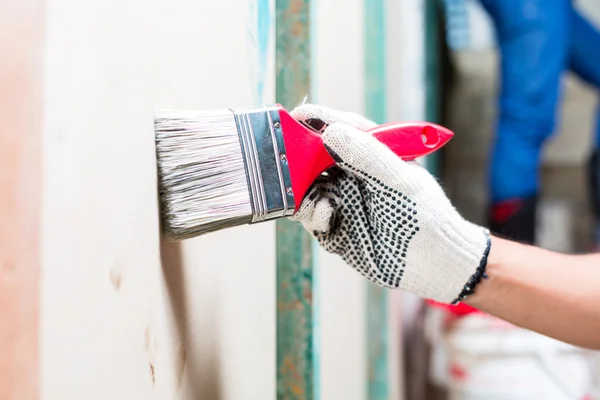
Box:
365, 0, 386, 125
366, 283, 388, 400
276, 221, 316, 400
424, 0, 441, 175
275, 1, 317, 399
424, 0, 439, 123
276, 0, 311, 108
364, 0, 389, 399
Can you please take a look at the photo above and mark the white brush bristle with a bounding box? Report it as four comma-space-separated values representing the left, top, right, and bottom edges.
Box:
154, 109, 253, 239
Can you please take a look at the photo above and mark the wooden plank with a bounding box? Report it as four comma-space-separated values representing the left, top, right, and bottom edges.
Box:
364, 0, 390, 399
0, 1, 45, 398
40, 2, 278, 398
275, 1, 317, 399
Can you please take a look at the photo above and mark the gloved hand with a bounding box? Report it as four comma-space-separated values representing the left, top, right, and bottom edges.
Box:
290, 103, 491, 304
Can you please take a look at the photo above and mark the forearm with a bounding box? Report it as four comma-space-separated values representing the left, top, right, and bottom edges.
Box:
465, 236, 600, 349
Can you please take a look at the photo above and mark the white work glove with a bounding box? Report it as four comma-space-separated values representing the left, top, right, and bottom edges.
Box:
290, 104, 491, 304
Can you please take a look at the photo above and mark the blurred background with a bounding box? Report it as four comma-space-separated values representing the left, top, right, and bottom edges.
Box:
412, 0, 600, 399
1, 0, 600, 399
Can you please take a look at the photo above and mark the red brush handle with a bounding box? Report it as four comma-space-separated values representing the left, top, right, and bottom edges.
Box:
276, 105, 454, 212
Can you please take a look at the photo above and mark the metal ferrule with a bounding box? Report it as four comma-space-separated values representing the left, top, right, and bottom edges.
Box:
232, 105, 296, 223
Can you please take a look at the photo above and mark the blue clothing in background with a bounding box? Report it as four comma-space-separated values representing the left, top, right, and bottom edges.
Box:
478, 0, 600, 203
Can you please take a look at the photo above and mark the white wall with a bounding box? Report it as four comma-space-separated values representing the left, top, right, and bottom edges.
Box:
41, 1, 276, 398
38, 0, 408, 398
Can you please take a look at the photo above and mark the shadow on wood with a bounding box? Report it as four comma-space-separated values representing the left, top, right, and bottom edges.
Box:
160, 239, 223, 400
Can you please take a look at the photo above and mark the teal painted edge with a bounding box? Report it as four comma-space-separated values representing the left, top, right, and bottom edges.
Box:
364, 0, 387, 125
364, 0, 389, 399
311, 236, 320, 400
256, 0, 272, 103
366, 284, 389, 399
275, 1, 317, 399
309, 1, 320, 397
424, 0, 441, 176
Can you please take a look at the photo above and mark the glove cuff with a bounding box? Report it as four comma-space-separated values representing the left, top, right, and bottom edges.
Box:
450, 231, 491, 304
401, 219, 491, 304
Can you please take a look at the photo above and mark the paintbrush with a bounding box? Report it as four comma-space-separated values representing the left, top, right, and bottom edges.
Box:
154, 104, 453, 240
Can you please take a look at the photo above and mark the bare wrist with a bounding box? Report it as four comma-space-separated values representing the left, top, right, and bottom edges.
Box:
463, 235, 533, 308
